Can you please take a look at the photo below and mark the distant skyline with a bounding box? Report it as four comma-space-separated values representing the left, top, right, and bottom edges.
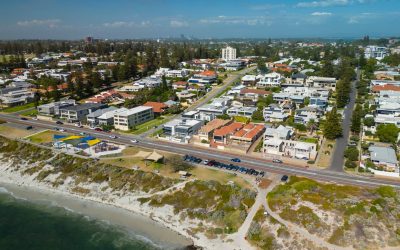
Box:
0, 0, 399, 40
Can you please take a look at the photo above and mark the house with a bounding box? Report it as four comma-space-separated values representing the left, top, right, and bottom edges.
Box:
196, 119, 232, 142
257, 72, 283, 88
226, 106, 257, 118
163, 119, 204, 143
372, 84, 400, 93
306, 76, 337, 90
0, 81, 35, 107
86, 106, 119, 126
97, 108, 129, 126
263, 104, 290, 122
294, 106, 324, 124
37, 100, 76, 116
374, 71, 400, 80
172, 81, 188, 90
85, 90, 122, 104
166, 69, 189, 78
60, 103, 108, 123
113, 106, 154, 131
230, 123, 265, 146
270, 63, 293, 73
221, 60, 246, 71
263, 126, 317, 160
131, 76, 162, 91
241, 75, 258, 86
196, 97, 231, 121
239, 89, 270, 102
364, 46, 388, 60
143, 101, 168, 115
273, 93, 305, 104
188, 70, 217, 85
369, 146, 398, 172
310, 96, 328, 109
282, 73, 307, 87
213, 122, 244, 145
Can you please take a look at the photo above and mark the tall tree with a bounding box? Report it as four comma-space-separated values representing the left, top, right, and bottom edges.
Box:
323, 107, 342, 140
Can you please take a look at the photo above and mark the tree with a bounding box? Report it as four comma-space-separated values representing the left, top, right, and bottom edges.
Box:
376, 124, 399, 144
321, 60, 334, 77
351, 104, 363, 134
344, 147, 359, 161
336, 79, 351, 108
363, 117, 375, 127
167, 155, 193, 172
251, 109, 264, 122
257, 58, 267, 74
323, 107, 342, 140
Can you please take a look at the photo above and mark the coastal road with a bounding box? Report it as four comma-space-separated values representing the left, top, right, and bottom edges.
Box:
329, 68, 360, 172
1, 113, 400, 189
140, 66, 256, 137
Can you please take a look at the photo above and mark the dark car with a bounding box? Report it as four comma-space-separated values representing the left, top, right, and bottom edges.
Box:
20, 117, 28, 120
231, 158, 241, 163
25, 126, 33, 130
272, 159, 283, 163
56, 121, 63, 125
94, 128, 103, 132
281, 175, 289, 182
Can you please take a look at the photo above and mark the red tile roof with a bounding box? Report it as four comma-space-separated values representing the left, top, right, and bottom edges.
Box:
198, 70, 217, 77
213, 122, 243, 137
232, 123, 265, 140
240, 88, 271, 95
372, 84, 400, 92
143, 101, 168, 113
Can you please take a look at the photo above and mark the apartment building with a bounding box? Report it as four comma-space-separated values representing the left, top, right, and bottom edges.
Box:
37, 99, 76, 116
113, 106, 154, 131
60, 103, 107, 123
364, 46, 388, 60
221, 46, 237, 61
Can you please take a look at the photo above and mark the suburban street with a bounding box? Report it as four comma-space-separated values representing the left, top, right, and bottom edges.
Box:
329, 68, 360, 172
140, 66, 256, 137
1, 112, 400, 189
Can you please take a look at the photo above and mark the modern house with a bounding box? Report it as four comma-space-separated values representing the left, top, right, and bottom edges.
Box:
263, 104, 290, 123
37, 99, 76, 116
60, 103, 107, 123
226, 106, 257, 118
364, 46, 388, 60
113, 106, 154, 131
86, 106, 118, 126
306, 76, 337, 90
188, 70, 217, 85
256, 72, 283, 88
294, 106, 324, 124
163, 119, 204, 143
196, 97, 231, 121
239, 89, 270, 102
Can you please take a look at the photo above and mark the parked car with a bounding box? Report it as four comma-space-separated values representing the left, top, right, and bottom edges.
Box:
131, 139, 138, 143
20, 117, 28, 120
32, 117, 38, 120
203, 160, 209, 165
231, 158, 241, 163
56, 121, 63, 125
25, 125, 33, 130
272, 159, 283, 163
109, 135, 117, 139
94, 128, 103, 132
281, 175, 289, 182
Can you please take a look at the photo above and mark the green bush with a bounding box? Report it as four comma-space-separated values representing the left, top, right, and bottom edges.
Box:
345, 160, 357, 168
344, 147, 359, 161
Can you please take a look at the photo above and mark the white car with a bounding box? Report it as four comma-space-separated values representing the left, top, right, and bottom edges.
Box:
59, 128, 66, 132
109, 135, 117, 139
32, 117, 38, 120
203, 160, 209, 165
131, 139, 138, 143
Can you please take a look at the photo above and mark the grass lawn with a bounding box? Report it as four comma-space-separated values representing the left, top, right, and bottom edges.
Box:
300, 137, 319, 144
20, 109, 38, 117
27, 130, 64, 144
0, 124, 38, 139
1, 103, 36, 113
129, 115, 171, 135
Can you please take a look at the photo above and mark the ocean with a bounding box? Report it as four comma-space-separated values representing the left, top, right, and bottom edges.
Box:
0, 186, 190, 250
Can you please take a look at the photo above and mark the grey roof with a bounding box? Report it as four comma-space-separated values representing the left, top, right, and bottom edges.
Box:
369, 146, 398, 165
61, 103, 106, 112
292, 73, 307, 79
87, 106, 118, 118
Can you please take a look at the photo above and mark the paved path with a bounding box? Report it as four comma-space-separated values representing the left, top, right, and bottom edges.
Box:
330, 68, 360, 172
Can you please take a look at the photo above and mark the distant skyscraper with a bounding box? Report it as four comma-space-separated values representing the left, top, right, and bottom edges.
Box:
85, 36, 94, 44
221, 46, 236, 61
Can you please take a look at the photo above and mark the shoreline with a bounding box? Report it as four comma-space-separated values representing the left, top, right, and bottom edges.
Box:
0, 170, 197, 250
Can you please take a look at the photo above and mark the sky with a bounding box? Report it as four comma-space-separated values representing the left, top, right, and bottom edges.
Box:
0, 0, 399, 40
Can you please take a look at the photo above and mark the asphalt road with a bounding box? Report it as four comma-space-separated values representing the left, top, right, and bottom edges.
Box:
329, 68, 359, 172
1, 113, 400, 188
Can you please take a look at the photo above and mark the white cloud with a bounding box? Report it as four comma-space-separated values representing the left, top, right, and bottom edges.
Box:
297, 0, 369, 8
170, 20, 188, 28
199, 16, 272, 26
103, 21, 149, 28
311, 12, 333, 16
347, 12, 375, 24
17, 19, 60, 28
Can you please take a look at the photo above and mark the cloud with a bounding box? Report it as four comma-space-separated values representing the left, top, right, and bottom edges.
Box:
311, 12, 333, 16
170, 20, 188, 28
347, 12, 375, 24
199, 16, 272, 26
103, 21, 149, 28
250, 4, 285, 10
17, 19, 60, 28
296, 0, 369, 8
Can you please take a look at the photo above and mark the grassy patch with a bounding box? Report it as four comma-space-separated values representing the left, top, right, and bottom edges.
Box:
129, 116, 171, 135
0, 124, 38, 139
1, 103, 36, 113
27, 130, 63, 144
